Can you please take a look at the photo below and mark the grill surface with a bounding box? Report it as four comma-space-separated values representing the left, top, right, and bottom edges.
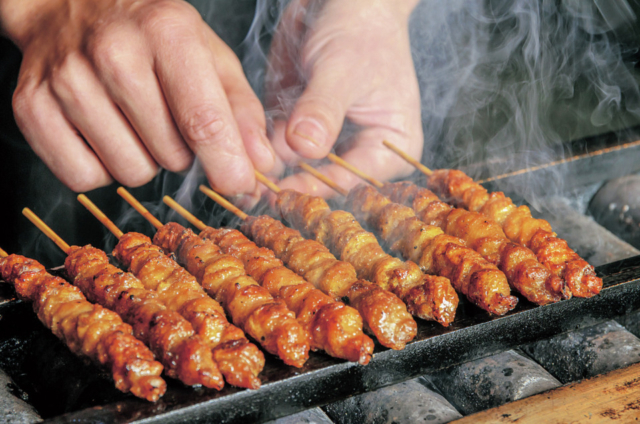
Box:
1, 256, 640, 423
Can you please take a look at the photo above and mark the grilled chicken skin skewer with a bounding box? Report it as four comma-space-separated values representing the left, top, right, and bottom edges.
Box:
0, 253, 166, 402
197, 187, 417, 350
378, 182, 570, 305
271, 187, 461, 324
340, 185, 517, 315
78, 195, 265, 388
158, 222, 372, 365
242, 214, 418, 349
65, 245, 224, 389
144, 227, 311, 368
113, 189, 311, 368
157, 201, 374, 363
426, 169, 602, 298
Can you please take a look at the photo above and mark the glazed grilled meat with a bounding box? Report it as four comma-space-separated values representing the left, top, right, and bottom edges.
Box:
345, 185, 518, 315
113, 233, 265, 388
146, 226, 312, 368
427, 170, 602, 297
0, 254, 166, 401
275, 190, 461, 324
65, 246, 224, 389
242, 215, 417, 350
196, 226, 374, 364
379, 182, 570, 305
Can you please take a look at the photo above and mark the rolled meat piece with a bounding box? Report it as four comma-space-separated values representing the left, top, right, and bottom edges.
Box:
274, 190, 461, 324
194, 225, 374, 364
379, 182, 570, 305
113, 233, 265, 387
427, 170, 602, 298
65, 245, 224, 389
242, 215, 418, 350
120, 228, 311, 368
0, 254, 166, 402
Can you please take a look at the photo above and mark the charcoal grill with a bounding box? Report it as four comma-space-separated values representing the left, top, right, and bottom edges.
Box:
2, 127, 640, 423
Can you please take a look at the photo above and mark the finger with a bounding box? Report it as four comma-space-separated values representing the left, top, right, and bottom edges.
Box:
208, 31, 276, 174
49, 54, 158, 187
285, 69, 354, 159
88, 27, 194, 173
12, 81, 112, 192
150, 8, 255, 196
278, 131, 421, 198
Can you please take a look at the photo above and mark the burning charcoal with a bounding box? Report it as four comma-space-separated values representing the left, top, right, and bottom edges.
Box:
264, 408, 334, 424
0, 368, 41, 423
322, 378, 462, 424
522, 320, 640, 384
589, 175, 640, 250
422, 350, 559, 416
537, 197, 640, 266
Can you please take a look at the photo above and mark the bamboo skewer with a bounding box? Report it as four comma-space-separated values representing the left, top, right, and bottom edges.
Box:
199, 185, 249, 221
0, 247, 8, 258
254, 170, 281, 194
382, 140, 434, 176
327, 153, 384, 188
297, 162, 349, 196
77, 195, 124, 238
163, 196, 207, 230
22, 208, 71, 254
116, 187, 163, 230
77, 195, 123, 239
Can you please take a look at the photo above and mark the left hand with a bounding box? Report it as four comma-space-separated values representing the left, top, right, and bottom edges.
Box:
264, 0, 423, 198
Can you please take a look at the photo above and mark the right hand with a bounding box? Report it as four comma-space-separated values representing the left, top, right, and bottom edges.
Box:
1, 0, 275, 195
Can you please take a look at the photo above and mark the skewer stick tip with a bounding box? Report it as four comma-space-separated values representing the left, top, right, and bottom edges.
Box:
163, 196, 207, 231
298, 162, 349, 197
22, 207, 71, 254
254, 170, 281, 193
117, 187, 163, 230
0, 246, 8, 258
77, 194, 124, 239
199, 185, 249, 221
326, 153, 383, 188
382, 140, 433, 176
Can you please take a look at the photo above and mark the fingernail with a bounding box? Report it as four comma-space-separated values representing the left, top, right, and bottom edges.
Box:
293, 119, 326, 147
260, 132, 276, 162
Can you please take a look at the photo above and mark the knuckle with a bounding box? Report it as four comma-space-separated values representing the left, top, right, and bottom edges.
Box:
141, 1, 201, 35
88, 29, 128, 73
65, 167, 111, 192
12, 83, 36, 121
160, 149, 194, 173
180, 106, 231, 147
118, 165, 158, 188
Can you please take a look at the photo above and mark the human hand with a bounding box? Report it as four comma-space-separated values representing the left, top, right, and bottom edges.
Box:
265, 0, 423, 198
1, 0, 275, 195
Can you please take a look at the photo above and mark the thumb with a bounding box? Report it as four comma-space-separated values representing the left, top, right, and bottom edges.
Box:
285, 72, 353, 159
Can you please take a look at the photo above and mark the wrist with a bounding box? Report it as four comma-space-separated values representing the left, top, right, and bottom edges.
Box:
0, 0, 59, 48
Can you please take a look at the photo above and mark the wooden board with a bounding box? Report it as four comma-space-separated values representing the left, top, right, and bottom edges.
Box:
452, 362, 640, 423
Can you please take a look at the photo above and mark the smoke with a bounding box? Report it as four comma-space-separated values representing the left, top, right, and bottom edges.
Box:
94, 0, 640, 244
410, 0, 640, 208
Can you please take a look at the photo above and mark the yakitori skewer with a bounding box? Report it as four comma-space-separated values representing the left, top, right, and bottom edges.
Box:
306, 161, 569, 306
25, 205, 226, 390
199, 184, 418, 350
78, 194, 265, 387
382, 141, 602, 298
115, 188, 312, 368
252, 171, 464, 323
162, 195, 374, 364
15, 209, 167, 401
